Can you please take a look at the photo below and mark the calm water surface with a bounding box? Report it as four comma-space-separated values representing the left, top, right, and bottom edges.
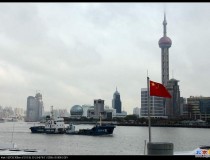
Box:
0, 122, 209, 155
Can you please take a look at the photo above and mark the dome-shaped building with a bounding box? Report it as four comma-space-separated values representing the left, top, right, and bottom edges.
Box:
70, 105, 83, 116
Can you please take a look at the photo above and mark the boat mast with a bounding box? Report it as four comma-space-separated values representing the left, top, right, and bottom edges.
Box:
51, 106, 54, 119
99, 112, 102, 126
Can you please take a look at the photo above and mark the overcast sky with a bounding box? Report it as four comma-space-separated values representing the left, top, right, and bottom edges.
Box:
1, 3, 210, 114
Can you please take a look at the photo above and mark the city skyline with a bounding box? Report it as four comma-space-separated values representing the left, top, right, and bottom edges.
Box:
0, 3, 210, 114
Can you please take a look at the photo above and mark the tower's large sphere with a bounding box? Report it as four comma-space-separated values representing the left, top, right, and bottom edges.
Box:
70, 105, 83, 116
159, 36, 172, 48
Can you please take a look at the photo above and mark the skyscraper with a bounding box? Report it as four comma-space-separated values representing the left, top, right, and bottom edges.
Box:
133, 107, 140, 117
94, 99, 105, 117
26, 93, 44, 122
166, 78, 181, 118
112, 88, 122, 113
158, 13, 172, 87
140, 88, 164, 117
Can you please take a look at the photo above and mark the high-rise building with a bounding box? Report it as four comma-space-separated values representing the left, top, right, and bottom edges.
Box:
187, 96, 210, 120
165, 78, 181, 118
87, 104, 115, 119
81, 104, 93, 117
133, 107, 140, 117
94, 99, 104, 117
158, 13, 172, 87
180, 97, 188, 118
112, 88, 122, 113
26, 93, 44, 122
35, 93, 44, 120
140, 88, 165, 117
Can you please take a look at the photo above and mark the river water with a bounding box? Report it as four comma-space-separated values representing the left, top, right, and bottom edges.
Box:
0, 121, 209, 155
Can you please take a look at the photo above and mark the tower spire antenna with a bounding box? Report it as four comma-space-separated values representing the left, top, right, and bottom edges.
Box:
163, 12, 167, 37
172, 69, 174, 79
159, 10, 172, 87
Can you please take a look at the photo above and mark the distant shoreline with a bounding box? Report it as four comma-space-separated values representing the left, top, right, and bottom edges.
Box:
64, 121, 210, 128
116, 124, 210, 128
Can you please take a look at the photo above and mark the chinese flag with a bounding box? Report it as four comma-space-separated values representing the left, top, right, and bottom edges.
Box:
150, 80, 172, 98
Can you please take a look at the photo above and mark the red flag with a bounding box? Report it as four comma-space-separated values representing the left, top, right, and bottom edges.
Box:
150, 80, 172, 98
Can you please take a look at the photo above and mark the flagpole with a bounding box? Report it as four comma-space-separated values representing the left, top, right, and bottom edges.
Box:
147, 76, 151, 143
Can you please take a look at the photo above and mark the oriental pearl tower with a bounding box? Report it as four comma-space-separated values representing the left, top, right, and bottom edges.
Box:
158, 13, 172, 87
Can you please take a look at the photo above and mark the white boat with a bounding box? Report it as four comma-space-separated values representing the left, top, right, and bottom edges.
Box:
42, 106, 65, 134
30, 106, 66, 134
44, 116, 66, 134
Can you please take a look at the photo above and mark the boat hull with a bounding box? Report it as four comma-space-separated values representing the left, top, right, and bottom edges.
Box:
65, 124, 115, 136
30, 126, 45, 133
45, 128, 65, 134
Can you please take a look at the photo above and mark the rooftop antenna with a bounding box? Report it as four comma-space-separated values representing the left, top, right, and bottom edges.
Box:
36, 90, 41, 94
172, 70, 174, 79
11, 118, 17, 148
51, 106, 54, 119
99, 112, 102, 126
147, 76, 151, 142
11, 120, 14, 143
163, 3, 167, 18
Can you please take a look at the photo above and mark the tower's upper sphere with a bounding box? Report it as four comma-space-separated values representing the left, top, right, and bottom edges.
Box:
159, 36, 172, 48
